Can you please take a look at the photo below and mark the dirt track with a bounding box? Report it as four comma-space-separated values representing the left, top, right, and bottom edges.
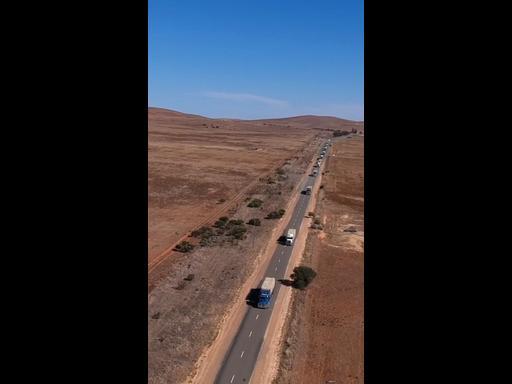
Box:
274, 136, 364, 384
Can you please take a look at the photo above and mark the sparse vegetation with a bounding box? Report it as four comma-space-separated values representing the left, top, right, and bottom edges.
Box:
247, 218, 261, 226
311, 217, 323, 230
276, 168, 286, 175
227, 219, 244, 226
266, 209, 285, 219
184, 274, 195, 281
191, 226, 212, 238
247, 198, 263, 208
227, 224, 247, 240
217, 198, 226, 204
333, 130, 350, 137
214, 216, 229, 228
175, 241, 194, 253
291, 266, 317, 289
308, 211, 315, 217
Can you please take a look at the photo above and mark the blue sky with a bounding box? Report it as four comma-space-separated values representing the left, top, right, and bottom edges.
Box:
149, 0, 364, 121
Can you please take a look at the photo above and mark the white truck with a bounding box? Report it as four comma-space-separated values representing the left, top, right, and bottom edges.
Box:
285, 228, 296, 246
305, 186, 312, 195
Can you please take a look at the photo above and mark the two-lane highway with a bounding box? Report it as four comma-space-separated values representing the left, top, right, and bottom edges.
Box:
214, 142, 331, 384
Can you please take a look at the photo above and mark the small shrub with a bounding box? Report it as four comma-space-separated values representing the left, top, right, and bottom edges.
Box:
247, 218, 261, 226
176, 241, 194, 253
266, 209, 285, 219
217, 198, 226, 204
184, 274, 195, 281
276, 168, 285, 175
227, 219, 244, 227
214, 217, 230, 228
314, 218, 321, 225
291, 266, 317, 289
213, 220, 226, 228
247, 199, 263, 208
227, 224, 247, 239
308, 211, 315, 217
215, 228, 225, 235
191, 226, 211, 238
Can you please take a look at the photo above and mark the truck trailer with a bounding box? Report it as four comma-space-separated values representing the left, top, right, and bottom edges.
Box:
285, 228, 296, 245
257, 277, 276, 308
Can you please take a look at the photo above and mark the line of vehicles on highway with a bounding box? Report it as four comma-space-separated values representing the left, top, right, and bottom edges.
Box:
255, 141, 330, 309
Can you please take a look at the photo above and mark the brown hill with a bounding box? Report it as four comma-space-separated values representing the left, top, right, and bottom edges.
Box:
148, 107, 364, 131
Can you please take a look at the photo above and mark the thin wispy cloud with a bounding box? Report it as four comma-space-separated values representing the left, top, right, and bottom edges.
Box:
200, 91, 289, 108
303, 104, 364, 121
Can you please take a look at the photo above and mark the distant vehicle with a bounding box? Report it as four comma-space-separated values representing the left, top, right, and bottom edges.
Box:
305, 186, 312, 195
257, 277, 276, 309
285, 228, 296, 246
312, 169, 318, 176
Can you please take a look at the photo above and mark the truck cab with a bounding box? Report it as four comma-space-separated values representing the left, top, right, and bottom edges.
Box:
257, 277, 276, 308
285, 228, 296, 245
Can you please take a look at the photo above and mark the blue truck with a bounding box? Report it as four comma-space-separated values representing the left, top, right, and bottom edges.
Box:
257, 277, 276, 309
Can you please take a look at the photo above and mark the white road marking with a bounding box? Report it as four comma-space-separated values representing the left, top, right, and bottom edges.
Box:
255, 314, 259, 320
231, 374, 235, 383
249, 330, 253, 337
278, 258, 280, 263
240, 351, 245, 358
275, 267, 277, 272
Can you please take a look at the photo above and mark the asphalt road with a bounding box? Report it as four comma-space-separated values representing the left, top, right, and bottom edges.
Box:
214, 142, 331, 384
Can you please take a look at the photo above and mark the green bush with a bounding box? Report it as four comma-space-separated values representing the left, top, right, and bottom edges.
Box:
175, 241, 194, 253
247, 199, 263, 208
266, 209, 285, 219
191, 226, 212, 238
247, 218, 261, 226
292, 266, 317, 289
227, 219, 244, 227
213, 217, 229, 228
227, 224, 247, 239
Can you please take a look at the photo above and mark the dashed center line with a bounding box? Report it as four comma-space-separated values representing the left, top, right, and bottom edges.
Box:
249, 330, 253, 337
230, 374, 235, 383
278, 258, 280, 263
240, 351, 245, 358
255, 314, 259, 320
275, 267, 277, 272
